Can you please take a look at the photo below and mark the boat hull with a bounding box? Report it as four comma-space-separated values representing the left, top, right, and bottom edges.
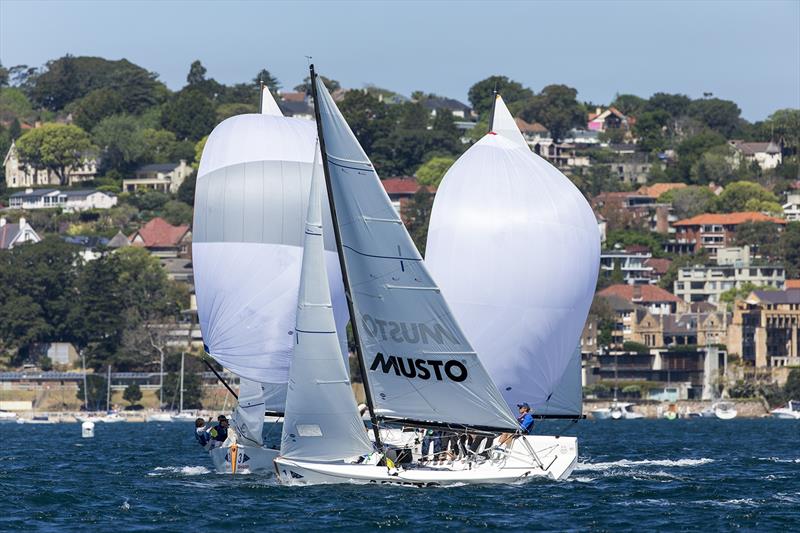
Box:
275, 435, 577, 485
771, 410, 800, 419
209, 443, 280, 474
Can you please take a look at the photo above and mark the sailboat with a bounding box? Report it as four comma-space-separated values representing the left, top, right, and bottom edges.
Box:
273, 67, 577, 485
193, 83, 349, 473
426, 93, 599, 427
171, 353, 196, 422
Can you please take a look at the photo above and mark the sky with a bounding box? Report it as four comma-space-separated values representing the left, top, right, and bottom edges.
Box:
1, 0, 798, 121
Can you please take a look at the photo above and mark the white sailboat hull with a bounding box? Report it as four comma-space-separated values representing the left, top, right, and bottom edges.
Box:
771, 409, 800, 419
209, 442, 280, 474
275, 435, 577, 485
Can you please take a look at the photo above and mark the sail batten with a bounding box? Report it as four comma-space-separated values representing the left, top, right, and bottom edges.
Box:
313, 72, 518, 432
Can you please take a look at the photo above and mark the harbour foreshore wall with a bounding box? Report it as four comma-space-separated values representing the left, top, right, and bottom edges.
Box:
583, 399, 769, 418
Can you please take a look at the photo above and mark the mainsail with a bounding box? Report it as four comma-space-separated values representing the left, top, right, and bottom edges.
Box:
193, 90, 349, 412
312, 71, 518, 432
426, 94, 600, 417
280, 144, 374, 461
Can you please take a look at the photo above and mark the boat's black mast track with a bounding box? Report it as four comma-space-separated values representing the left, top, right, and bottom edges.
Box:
309, 64, 383, 450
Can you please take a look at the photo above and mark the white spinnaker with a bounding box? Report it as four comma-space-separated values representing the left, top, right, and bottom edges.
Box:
280, 144, 374, 462
314, 74, 518, 431
232, 378, 266, 446
193, 111, 349, 411
426, 95, 599, 417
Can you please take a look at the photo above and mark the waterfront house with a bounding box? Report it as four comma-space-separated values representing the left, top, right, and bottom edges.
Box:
783, 193, 800, 221
587, 107, 630, 132
0, 217, 41, 249
729, 140, 782, 170
122, 161, 192, 194
4, 140, 99, 188
672, 212, 787, 256
420, 96, 472, 119
728, 288, 800, 367
9, 188, 117, 211
674, 246, 785, 304
598, 284, 687, 315
129, 217, 191, 258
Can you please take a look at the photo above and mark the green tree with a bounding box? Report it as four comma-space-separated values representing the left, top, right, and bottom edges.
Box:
785, 369, 800, 400
521, 84, 584, 142
467, 75, 533, 117
123, 383, 143, 406
634, 110, 670, 152
765, 109, 800, 152
16, 123, 94, 185
688, 98, 742, 137
161, 89, 216, 141
254, 68, 281, 92
141, 128, 178, 164
294, 75, 340, 94
70, 88, 124, 131
645, 92, 692, 118
161, 200, 193, 225
402, 188, 434, 256
659, 186, 716, 219
216, 102, 256, 122
93, 114, 147, 174
415, 156, 455, 187
338, 90, 393, 158
690, 144, 737, 185
779, 222, 800, 277
77, 374, 108, 411
716, 181, 779, 213
734, 221, 782, 260
177, 172, 196, 206
186, 60, 207, 86
0, 87, 34, 121
0, 61, 8, 87
611, 94, 646, 116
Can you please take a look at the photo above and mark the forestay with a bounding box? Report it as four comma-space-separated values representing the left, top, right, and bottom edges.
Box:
280, 145, 374, 462
426, 95, 599, 417
314, 75, 518, 431
193, 100, 349, 411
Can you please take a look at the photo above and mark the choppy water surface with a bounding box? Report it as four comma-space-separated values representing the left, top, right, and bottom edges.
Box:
2, 419, 799, 531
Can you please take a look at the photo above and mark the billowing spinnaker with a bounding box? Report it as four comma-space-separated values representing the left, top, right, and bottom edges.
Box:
426, 96, 600, 417
280, 144, 374, 462
193, 113, 348, 409
314, 74, 518, 431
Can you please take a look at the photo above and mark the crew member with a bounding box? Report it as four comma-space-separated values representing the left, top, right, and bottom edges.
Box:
209, 415, 229, 445
194, 417, 211, 449
497, 403, 535, 449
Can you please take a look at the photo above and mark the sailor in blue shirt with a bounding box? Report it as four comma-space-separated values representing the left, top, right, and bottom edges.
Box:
496, 402, 535, 449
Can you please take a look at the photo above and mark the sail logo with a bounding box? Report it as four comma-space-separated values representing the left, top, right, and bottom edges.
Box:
370, 352, 468, 382
361, 314, 460, 345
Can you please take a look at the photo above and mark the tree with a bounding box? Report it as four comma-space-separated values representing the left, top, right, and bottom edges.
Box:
402, 188, 434, 256
70, 88, 124, 131
77, 374, 107, 411
161, 200, 193, 226
765, 109, 800, 152
785, 369, 800, 401
634, 110, 670, 152
645, 92, 691, 118
778, 222, 800, 278
177, 172, 196, 206
161, 89, 216, 141
338, 90, 393, 157
141, 128, 178, 164
123, 383, 143, 407
16, 123, 93, 185
734, 221, 782, 260
690, 144, 737, 185
716, 181, 779, 213
467, 76, 533, 117
688, 98, 742, 137
294, 75, 339, 94
186, 60, 207, 86
93, 115, 147, 174
611, 94, 646, 116
0, 87, 34, 122
521, 84, 584, 142
415, 156, 455, 187
216, 102, 256, 122
253, 68, 280, 92
0, 61, 8, 87
659, 186, 716, 219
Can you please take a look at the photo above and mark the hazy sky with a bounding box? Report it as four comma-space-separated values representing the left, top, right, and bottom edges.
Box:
1, 0, 798, 121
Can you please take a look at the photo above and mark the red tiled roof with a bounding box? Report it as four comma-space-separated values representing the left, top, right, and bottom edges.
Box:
645, 257, 672, 275
280, 91, 306, 102
598, 284, 682, 303
381, 176, 435, 195
786, 280, 800, 289
130, 217, 190, 248
637, 183, 686, 199
673, 212, 787, 227
514, 118, 548, 133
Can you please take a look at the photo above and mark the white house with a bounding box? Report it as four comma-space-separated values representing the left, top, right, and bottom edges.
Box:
783, 193, 800, 222
4, 140, 99, 188
729, 140, 782, 170
122, 160, 192, 194
8, 188, 117, 211
0, 217, 41, 249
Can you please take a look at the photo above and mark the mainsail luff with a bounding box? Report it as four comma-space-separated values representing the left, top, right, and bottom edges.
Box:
312, 69, 518, 433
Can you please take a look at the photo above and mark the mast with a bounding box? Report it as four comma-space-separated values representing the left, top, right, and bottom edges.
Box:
309, 64, 383, 450
159, 350, 164, 409
259, 79, 265, 114
106, 365, 111, 412
81, 351, 89, 412
179, 351, 185, 413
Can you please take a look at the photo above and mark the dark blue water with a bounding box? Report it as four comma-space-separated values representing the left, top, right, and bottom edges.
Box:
2, 419, 799, 531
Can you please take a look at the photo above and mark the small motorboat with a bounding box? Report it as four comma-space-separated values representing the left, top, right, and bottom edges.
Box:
713, 401, 737, 420
99, 412, 126, 423
610, 402, 644, 420
0, 410, 18, 422
590, 407, 612, 420
16, 415, 57, 424
171, 412, 197, 422
771, 400, 800, 419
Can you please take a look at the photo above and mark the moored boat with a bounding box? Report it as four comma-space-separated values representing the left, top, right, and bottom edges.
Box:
771, 400, 800, 419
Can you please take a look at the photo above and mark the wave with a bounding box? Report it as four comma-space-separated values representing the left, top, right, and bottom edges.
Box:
148, 466, 211, 477
758, 457, 800, 463
575, 458, 713, 472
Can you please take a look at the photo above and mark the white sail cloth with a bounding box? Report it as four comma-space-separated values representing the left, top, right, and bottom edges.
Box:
231, 377, 267, 446
280, 145, 374, 462
426, 95, 600, 417
193, 112, 349, 411
314, 74, 518, 431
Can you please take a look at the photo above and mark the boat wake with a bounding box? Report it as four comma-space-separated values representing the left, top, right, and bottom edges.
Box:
758, 457, 800, 463
575, 458, 714, 471
148, 466, 211, 477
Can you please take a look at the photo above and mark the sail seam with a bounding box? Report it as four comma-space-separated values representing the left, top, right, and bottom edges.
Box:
342, 244, 421, 261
